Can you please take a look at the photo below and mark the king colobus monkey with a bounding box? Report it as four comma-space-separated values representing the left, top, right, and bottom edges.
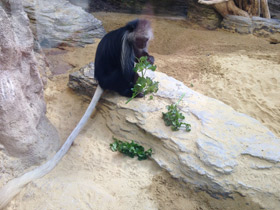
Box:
95, 18, 154, 97
0, 19, 154, 209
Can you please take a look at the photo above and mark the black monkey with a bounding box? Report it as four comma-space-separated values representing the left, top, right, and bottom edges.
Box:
94, 19, 154, 97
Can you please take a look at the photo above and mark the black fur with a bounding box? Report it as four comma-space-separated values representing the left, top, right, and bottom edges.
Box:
94, 20, 138, 97
94, 19, 153, 97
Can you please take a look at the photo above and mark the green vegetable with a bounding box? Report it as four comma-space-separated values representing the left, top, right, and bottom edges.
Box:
162, 94, 191, 132
126, 56, 159, 104
110, 137, 152, 160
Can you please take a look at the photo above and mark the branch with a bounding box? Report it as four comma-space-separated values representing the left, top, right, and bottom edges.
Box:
198, 0, 229, 5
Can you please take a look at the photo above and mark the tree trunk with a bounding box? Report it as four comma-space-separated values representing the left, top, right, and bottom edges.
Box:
260, 0, 270, 18
213, 0, 249, 17
250, 0, 261, 16
198, 0, 271, 19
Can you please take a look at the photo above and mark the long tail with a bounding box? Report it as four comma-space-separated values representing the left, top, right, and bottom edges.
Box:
0, 85, 103, 209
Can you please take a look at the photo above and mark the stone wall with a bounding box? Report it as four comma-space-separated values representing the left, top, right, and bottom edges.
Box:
0, 0, 60, 187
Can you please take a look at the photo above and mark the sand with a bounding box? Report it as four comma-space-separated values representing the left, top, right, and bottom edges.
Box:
6, 12, 279, 210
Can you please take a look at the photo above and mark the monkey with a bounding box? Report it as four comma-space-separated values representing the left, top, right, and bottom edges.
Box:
0, 19, 154, 209
94, 18, 154, 97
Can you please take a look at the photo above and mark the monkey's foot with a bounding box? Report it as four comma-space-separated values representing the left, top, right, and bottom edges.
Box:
136, 93, 144, 98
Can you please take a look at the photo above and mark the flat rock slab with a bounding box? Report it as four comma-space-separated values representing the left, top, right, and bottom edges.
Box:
68, 64, 280, 210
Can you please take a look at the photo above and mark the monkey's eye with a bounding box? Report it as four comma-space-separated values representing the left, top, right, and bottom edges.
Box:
136, 37, 148, 43
135, 37, 148, 49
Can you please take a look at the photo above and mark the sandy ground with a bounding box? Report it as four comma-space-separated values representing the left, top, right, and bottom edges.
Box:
7, 12, 279, 210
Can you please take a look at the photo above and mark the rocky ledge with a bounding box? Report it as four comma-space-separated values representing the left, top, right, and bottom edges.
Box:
68, 64, 280, 210
221, 15, 280, 43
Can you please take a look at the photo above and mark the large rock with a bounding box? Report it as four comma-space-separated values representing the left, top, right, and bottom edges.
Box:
23, 0, 105, 48
221, 15, 280, 34
68, 62, 98, 97
0, 1, 60, 186
221, 15, 253, 34
221, 15, 280, 43
69, 65, 280, 210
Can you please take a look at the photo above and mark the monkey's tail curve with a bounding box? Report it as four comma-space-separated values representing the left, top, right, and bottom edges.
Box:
0, 85, 104, 209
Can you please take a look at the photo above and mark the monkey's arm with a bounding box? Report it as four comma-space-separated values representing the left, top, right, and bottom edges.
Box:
147, 55, 154, 65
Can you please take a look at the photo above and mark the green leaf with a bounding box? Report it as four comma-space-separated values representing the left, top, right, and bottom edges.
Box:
162, 94, 191, 132
126, 56, 159, 104
110, 142, 118, 152
110, 137, 153, 161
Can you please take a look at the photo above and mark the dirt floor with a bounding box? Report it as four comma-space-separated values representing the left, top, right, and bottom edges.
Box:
7, 12, 279, 210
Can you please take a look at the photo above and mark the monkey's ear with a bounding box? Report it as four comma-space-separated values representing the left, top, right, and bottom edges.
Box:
126, 19, 139, 32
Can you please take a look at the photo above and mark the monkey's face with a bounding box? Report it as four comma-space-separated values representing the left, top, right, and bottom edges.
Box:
134, 36, 149, 49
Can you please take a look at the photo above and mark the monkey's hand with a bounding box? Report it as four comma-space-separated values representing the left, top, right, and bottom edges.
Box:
140, 51, 154, 65
147, 55, 154, 65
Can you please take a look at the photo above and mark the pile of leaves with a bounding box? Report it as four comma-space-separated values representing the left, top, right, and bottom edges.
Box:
110, 137, 152, 160
162, 94, 191, 132
126, 56, 159, 104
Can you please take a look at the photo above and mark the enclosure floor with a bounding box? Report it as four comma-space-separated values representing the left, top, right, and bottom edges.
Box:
6, 12, 279, 210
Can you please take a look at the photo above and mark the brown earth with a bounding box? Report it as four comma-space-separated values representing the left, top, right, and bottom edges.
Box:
6, 12, 279, 210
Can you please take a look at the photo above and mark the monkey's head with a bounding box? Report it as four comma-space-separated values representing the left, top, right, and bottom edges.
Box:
123, 19, 154, 65
134, 19, 153, 50
129, 19, 153, 50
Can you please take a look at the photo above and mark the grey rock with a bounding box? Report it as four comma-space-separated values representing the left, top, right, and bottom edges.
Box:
68, 0, 90, 11
221, 15, 253, 34
252, 16, 280, 36
221, 15, 280, 37
0, 0, 60, 186
23, 0, 105, 47
68, 62, 98, 97
69, 64, 280, 210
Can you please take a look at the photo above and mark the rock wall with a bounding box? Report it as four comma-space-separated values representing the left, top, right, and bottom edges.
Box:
23, 0, 106, 48
0, 1, 60, 186
187, 0, 222, 30
69, 65, 280, 210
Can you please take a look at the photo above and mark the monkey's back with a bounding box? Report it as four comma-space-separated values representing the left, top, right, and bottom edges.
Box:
94, 20, 139, 96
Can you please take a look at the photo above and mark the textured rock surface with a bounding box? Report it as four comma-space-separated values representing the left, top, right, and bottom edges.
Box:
221, 15, 280, 35
23, 0, 105, 47
187, 0, 222, 30
69, 65, 280, 210
0, 1, 60, 186
68, 62, 98, 97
